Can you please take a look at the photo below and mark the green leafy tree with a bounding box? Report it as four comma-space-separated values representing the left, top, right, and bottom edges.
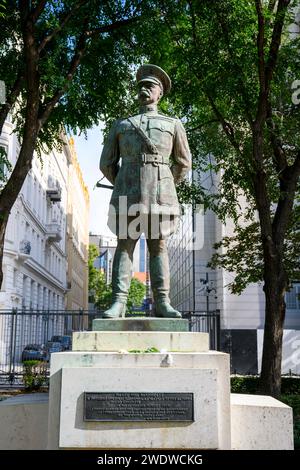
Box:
88, 244, 111, 311
89, 245, 145, 312
0, 1, 144, 288
95, 274, 112, 312
0, 1, 6, 19
134, 0, 300, 397
127, 277, 146, 313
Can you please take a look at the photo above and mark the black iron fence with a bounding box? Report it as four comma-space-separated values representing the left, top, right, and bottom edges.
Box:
0, 309, 220, 387
183, 310, 221, 351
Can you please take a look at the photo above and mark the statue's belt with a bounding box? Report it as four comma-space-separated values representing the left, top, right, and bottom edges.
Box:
122, 154, 170, 165
124, 117, 169, 165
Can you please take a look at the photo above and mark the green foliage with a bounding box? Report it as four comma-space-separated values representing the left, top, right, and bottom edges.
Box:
89, 245, 145, 312
88, 244, 112, 311
209, 222, 264, 294
231, 376, 260, 395
231, 376, 300, 395
134, 0, 300, 295
22, 360, 48, 391
0, 1, 144, 153
209, 208, 300, 294
129, 347, 160, 353
126, 277, 146, 313
0, 1, 6, 19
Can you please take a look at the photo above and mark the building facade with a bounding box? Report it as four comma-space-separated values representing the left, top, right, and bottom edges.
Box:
0, 118, 89, 365
0, 118, 68, 312
65, 138, 89, 311
168, 170, 300, 374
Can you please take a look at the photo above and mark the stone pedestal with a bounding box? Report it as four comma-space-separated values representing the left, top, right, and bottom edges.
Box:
72, 331, 209, 352
48, 349, 231, 449
48, 318, 231, 449
231, 394, 294, 449
47, 318, 293, 450
92, 317, 189, 332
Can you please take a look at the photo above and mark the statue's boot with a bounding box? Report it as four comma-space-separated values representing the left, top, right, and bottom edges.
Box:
103, 242, 133, 318
149, 245, 181, 318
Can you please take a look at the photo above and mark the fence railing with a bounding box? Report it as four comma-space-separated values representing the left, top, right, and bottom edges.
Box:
0, 309, 220, 387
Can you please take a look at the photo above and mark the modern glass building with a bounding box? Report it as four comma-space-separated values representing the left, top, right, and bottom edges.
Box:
168, 170, 300, 375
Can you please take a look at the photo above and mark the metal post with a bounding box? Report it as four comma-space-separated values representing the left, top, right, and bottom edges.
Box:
8, 309, 16, 380
206, 272, 209, 314
11, 308, 18, 381
216, 309, 221, 351
79, 308, 83, 331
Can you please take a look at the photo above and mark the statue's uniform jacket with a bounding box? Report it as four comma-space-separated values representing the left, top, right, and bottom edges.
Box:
100, 111, 191, 218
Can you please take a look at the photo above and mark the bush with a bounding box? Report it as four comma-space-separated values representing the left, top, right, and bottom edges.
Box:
231, 376, 300, 395
22, 360, 48, 391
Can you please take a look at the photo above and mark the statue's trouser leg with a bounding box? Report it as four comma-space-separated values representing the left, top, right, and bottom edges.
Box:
147, 238, 181, 318
103, 238, 137, 318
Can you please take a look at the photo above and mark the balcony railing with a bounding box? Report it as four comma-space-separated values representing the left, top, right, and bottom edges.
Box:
46, 176, 61, 202
45, 222, 61, 243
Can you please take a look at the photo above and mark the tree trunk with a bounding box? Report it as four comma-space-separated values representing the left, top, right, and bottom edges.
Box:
259, 252, 286, 398
0, 5, 40, 289
252, 125, 287, 398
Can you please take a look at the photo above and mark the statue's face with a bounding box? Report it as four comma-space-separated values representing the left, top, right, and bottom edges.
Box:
138, 81, 162, 106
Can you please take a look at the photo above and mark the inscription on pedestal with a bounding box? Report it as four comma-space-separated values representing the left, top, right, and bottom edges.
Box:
84, 392, 194, 422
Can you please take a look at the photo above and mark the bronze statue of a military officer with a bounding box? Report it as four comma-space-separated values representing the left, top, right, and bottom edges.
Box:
100, 64, 191, 318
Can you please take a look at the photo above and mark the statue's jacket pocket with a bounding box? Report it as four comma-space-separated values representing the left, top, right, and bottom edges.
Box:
111, 164, 141, 200
157, 165, 178, 206
148, 120, 175, 153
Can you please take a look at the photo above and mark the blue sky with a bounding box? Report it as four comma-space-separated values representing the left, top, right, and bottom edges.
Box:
73, 125, 114, 237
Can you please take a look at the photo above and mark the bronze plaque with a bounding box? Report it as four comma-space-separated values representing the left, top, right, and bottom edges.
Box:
84, 392, 194, 422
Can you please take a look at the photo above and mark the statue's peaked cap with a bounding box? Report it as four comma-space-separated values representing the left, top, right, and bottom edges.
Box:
136, 64, 171, 95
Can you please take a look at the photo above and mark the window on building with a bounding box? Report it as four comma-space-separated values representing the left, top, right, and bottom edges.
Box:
26, 174, 31, 205
286, 283, 300, 310
33, 177, 37, 213
22, 275, 27, 309
13, 269, 18, 288
37, 234, 40, 263
30, 280, 34, 310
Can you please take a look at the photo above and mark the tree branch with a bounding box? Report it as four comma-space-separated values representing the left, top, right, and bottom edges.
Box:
265, 0, 291, 89
266, 103, 288, 174
85, 16, 141, 37
255, 0, 266, 95
186, 119, 219, 133
268, 0, 277, 12
31, 0, 47, 23
38, 32, 86, 128
37, 0, 89, 53
206, 93, 242, 155
214, 5, 254, 127
272, 149, 300, 247
38, 14, 141, 128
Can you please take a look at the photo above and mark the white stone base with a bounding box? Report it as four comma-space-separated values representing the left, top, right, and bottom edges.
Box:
0, 393, 48, 450
72, 331, 209, 352
231, 393, 294, 450
48, 351, 231, 449
0, 386, 294, 449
